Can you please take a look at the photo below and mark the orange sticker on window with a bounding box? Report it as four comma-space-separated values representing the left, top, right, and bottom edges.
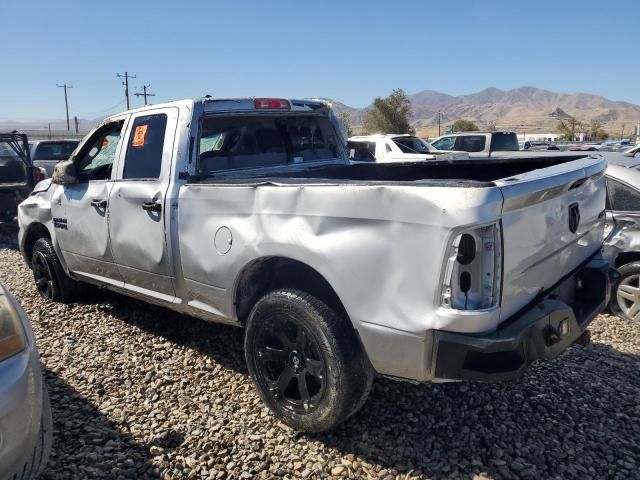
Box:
132, 125, 148, 147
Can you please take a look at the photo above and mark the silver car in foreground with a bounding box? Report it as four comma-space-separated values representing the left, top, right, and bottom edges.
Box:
0, 285, 52, 479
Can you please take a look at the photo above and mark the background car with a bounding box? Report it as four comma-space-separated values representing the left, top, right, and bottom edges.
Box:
604, 161, 640, 320
29, 140, 79, 176
0, 284, 52, 479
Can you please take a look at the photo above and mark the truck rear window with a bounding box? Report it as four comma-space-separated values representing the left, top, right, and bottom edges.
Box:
489, 133, 519, 151
199, 115, 340, 172
454, 136, 486, 152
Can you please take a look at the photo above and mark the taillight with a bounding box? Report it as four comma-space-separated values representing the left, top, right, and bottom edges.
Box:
254, 98, 291, 110
32, 167, 43, 184
441, 223, 502, 310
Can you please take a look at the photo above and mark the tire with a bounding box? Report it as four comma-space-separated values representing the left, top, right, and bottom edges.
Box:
31, 237, 83, 303
11, 386, 53, 480
244, 289, 373, 432
609, 263, 640, 320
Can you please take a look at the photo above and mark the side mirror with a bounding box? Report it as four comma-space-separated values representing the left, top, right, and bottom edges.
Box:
52, 160, 78, 185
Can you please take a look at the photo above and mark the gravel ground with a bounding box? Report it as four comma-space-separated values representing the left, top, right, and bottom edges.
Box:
1, 222, 639, 479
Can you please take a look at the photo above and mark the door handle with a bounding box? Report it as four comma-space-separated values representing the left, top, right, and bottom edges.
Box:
142, 201, 162, 212
91, 199, 107, 209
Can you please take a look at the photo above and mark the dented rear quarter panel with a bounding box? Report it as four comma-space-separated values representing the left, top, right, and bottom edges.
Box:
178, 181, 503, 379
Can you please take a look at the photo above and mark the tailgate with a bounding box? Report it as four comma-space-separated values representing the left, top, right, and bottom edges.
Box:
495, 155, 606, 320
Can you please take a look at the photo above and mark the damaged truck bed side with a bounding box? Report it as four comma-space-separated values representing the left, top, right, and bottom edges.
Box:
18, 98, 613, 432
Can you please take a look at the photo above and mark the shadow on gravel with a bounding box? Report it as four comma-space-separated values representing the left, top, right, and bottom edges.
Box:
39, 368, 162, 479
311, 342, 640, 479
89, 291, 248, 375
0, 220, 18, 249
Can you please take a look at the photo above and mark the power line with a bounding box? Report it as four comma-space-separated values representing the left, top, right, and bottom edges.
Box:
116, 71, 136, 110
134, 84, 155, 106
56, 83, 73, 131
76, 99, 127, 117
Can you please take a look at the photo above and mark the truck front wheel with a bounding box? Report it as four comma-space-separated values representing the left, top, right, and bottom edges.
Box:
244, 289, 373, 432
31, 238, 84, 303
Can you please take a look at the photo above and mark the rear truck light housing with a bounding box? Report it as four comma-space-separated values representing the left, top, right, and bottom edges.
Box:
440, 222, 502, 310
32, 166, 44, 184
254, 98, 291, 110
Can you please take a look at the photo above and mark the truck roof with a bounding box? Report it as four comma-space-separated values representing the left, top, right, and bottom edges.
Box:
349, 134, 416, 141
107, 97, 331, 118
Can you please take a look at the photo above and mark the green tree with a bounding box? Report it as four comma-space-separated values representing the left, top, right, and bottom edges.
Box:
337, 111, 354, 137
557, 116, 583, 141
587, 120, 608, 141
451, 119, 479, 132
363, 88, 414, 134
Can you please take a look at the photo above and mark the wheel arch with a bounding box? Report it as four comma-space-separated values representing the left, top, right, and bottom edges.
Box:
21, 222, 52, 267
614, 252, 640, 269
233, 256, 350, 325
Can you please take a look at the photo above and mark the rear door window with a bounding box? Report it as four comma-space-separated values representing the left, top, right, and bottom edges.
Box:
455, 135, 486, 152
199, 115, 339, 172
123, 114, 168, 179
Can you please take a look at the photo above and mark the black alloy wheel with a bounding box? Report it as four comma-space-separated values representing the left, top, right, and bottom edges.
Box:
253, 313, 326, 414
32, 249, 56, 300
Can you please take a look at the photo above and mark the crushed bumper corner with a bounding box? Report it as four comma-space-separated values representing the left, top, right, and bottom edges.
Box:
430, 251, 615, 382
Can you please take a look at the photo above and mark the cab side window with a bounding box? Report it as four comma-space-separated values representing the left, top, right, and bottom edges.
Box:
607, 178, 640, 212
455, 135, 486, 152
75, 122, 124, 181
123, 114, 168, 179
432, 136, 455, 150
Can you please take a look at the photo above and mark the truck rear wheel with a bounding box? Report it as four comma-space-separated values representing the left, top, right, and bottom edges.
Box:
244, 289, 373, 432
31, 238, 84, 303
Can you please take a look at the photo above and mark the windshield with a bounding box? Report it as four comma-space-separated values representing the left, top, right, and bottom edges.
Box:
199, 114, 340, 172
32, 141, 78, 161
392, 136, 433, 154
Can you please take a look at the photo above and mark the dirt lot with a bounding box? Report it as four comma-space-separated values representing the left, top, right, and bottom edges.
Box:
1, 221, 639, 479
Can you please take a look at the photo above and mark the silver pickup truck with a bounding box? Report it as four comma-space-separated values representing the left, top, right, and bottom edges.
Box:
18, 97, 613, 432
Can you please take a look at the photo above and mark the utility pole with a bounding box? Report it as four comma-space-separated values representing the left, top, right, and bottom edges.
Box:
117, 71, 136, 109
134, 84, 155, 106
438, 111, 442, 136
74, 116, 79, 134
56, 83, 73, 131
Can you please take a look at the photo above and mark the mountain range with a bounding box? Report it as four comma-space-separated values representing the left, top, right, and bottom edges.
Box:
331, 86, 640, 137
3, 86, 639, 138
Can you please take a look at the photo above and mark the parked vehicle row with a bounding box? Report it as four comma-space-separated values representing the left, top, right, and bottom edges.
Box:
18, 97, 614, 432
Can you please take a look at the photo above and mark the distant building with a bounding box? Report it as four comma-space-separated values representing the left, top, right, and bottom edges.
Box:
517, 132, 561, 142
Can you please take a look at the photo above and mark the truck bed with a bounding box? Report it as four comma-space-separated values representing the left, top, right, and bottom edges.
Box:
198, 154, 591, 185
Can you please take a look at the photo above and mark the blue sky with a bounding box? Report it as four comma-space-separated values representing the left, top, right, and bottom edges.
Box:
1, 0, 636, 121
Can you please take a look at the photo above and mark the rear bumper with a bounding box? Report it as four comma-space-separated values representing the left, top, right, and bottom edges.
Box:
430, 251, 615, 382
